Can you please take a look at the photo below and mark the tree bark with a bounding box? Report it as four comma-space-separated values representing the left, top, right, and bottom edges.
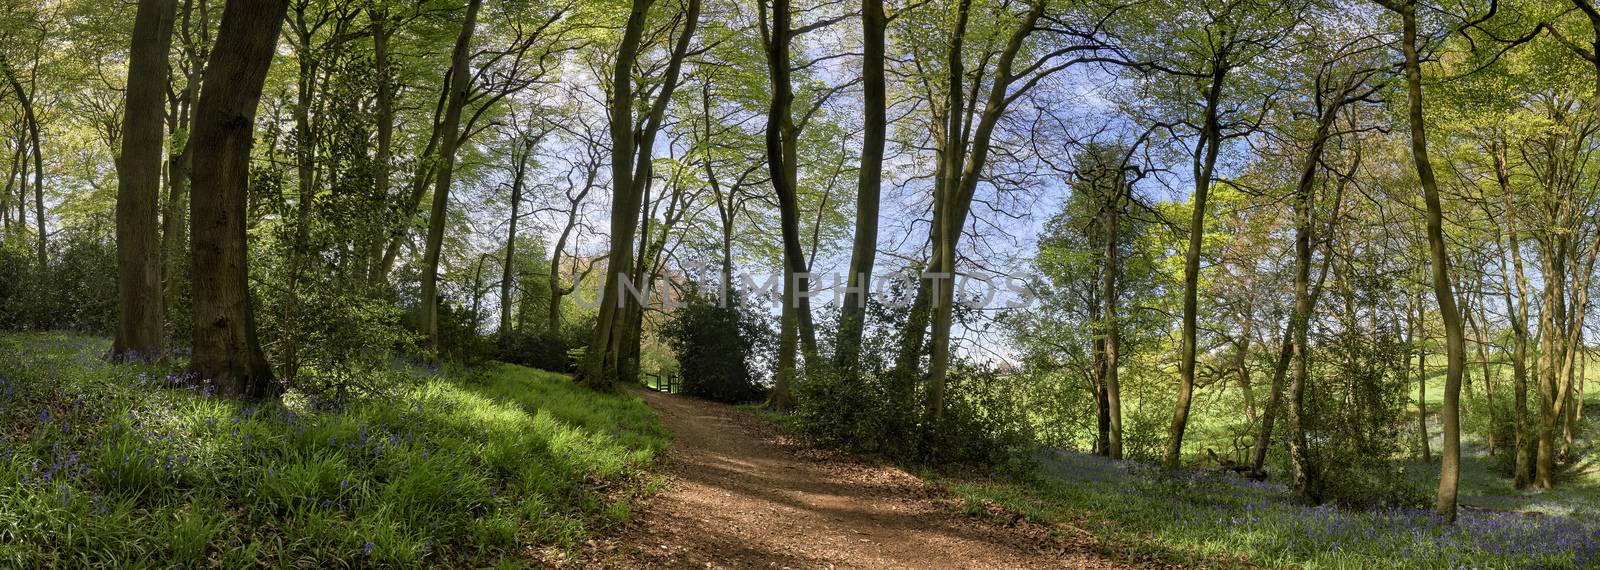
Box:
834, 0, 887, 371
926, 0, 1045, 431
1466, 280, 1496, 456
164, 0, 207, 320
418, 0, 483, 354
1387, 0, 1465, 521
1417, 300, 1431, 463
1493, 142, 1535, 488
549, 161, 595, 336
368, 4, 394, 281
499, 136, 534, 342
114, 0, 178, 362
762, 0, 818, 410
1166, 57, 1228, 469
578, 0, 702, 390
188, 0, 290, 399
1, 58, 45, 268
1101, 166, 1125, 459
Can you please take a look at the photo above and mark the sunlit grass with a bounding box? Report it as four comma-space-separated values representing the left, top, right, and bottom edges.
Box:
941, 450, 1600, 569
0, 332, 666, 567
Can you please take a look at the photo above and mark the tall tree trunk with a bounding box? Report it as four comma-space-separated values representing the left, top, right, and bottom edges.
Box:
368, 5, 394, 281
114, 0, 178, 361
618, 178, 656, 386
1093, 337, 1110, 455
1284, 140, 1326, 501
579, 0, 651, 390
1, 137, 18, 230
578, 0, 701, 390
1534, 246, 1567, 489
31, 115, 42, 268
1389, 1, 1465, 521
1235, 309, 1257, 427
834, 0, 887, 371
926, 0, 1045, 432
164, 0, 206, 322
1495, 142, 1535, 488
1101, 174, 1124, 459
1250, 179, 1342, 473
1166, 61, 1228, 469
924, 0, 973, 431
499, 137, 533, 342
1565, 337, 1583, 457
548, 165, 594, 336
188, 0, 290, 399
1, 59, 45, 268
418, 0, 483, 354
1417, 300, 1432, 463
1467, 282, 1496, 456
375, 85, 447, 282
280, 6, 321, 381
761, 0, 819, 408
469, 254, 488, 334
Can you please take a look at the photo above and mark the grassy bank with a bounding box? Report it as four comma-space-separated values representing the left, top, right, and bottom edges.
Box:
943, 450, 1600, 569
0, 333, 667, 567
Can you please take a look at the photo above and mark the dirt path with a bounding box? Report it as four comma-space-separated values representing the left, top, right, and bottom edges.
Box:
587, 390, 1131, 569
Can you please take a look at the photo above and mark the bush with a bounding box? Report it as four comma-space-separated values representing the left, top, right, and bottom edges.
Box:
792, 366, 921, 457
660, 288, 770, 404
1296, 311, 1413, 506
499, 329, 570, 373
790, 288, 1034, 466
931, 364, 1037, 466
433, 299, 498, 365
0, 227, 117, 333
791, 362, 1035, 467
280, 288, 419, 405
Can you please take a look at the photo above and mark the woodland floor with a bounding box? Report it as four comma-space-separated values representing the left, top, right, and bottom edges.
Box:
580, 389, 1133, 569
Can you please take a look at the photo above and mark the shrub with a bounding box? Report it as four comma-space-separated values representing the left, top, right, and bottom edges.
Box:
790, 288, 1034, 466
792, 366, 921, 457
432, 298, 498, 365
659, 288, 770, 404
499, 329, 570, 373
0, 226, 117, 333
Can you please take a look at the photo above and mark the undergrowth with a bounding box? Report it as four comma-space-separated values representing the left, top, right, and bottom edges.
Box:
939, 450, 1600, 569
0, 332, 667, 568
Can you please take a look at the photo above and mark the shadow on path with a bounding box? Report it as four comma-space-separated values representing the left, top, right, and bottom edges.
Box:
587, 390, 1133, 569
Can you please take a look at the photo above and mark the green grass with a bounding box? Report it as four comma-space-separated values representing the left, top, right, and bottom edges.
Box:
1416, 356, 1600, 409
923, 353, 1600, 569
0, 332, 667, 567
937, 452, 1600, 569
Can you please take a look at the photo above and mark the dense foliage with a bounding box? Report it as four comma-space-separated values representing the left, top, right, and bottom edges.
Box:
660, 289, 771, 403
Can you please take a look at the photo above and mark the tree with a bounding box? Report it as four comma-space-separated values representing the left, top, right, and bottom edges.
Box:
113, 0, 177, 361
578, 0, 703, 390
163, 0, 210, 320
187, 0, 290, 399
1152, 0, 1299, 469
499, 131, 537, 343
0, 43, 45, 269
919, 0, 1118, 432
759, 0, 836, 409
1279, 39, 1383, 501
834, 0, 887, 371
1374, 0, 1466, 523
417, 0, 483, 354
